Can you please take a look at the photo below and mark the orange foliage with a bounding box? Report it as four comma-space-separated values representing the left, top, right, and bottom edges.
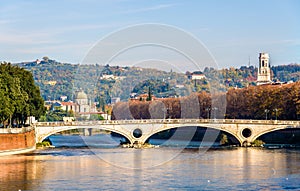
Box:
112, 82, 300, 120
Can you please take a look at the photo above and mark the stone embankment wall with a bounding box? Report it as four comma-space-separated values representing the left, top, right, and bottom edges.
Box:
0, 128, 35, 152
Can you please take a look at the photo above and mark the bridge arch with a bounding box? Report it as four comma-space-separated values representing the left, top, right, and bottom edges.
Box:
252, 126, 300, 143
37, 126, 133, 144
142, 126, 196, 144
141, 124, 242, 145
190, 124, 244, 145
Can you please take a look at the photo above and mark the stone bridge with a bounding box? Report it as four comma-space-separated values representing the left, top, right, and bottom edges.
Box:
34, 119, 300, 146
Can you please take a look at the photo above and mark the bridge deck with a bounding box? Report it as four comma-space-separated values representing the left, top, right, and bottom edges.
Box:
35, 119, 300, 127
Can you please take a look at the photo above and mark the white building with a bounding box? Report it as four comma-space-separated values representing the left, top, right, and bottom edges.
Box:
61, 90, 98, 119
60, 96, 67, 101
257, 53, 272, 85
187, 71, 206, 80
75, 90, 90, 113
111, 97, 120, 104
191, 73, 206, 80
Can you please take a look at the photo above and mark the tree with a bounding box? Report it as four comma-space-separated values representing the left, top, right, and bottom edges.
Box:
220, 133, 228, 145
146, 86, 152, 101
0, 81, 13, 125
90, 114, 104, 120
0, 63, 45, 126
42, 56, 49, 62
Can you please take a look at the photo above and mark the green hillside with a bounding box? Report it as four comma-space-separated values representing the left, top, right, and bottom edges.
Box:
15, 58, 191, 101
14, 58, 300, 102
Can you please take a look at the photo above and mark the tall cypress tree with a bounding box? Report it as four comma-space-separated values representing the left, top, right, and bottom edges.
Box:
146, 86, 152, 101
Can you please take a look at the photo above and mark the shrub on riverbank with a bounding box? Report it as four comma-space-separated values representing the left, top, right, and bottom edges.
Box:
251, 140, 265, 147
36, 141, 51, 148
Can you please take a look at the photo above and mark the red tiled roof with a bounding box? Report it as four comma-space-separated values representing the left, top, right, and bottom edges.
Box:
61, 102, 76, 106
78, 112, 104, 114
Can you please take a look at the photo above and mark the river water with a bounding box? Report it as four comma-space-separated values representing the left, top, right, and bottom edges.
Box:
1, 135, 300, 190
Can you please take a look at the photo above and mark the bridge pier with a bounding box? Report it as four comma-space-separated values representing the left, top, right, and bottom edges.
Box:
132, 141, 144, 148
83, 128, 92, 136
242, 140, 251, 147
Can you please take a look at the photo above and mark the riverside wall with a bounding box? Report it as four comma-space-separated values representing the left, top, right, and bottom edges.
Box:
0, 127, 36, 155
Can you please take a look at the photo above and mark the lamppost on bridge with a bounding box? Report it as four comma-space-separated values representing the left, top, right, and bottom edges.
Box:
265, 109, 270, 120
205, 107, 211, 119
161, 105, 172, 121
273, 108, 278, 121
212, 107, 218, 119
167, 105, 172, 119
162, 106, 170, 120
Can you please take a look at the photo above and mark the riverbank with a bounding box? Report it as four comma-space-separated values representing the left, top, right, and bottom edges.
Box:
0, 146, 36, 156
0, 127, 35, 156
121, 142, 160, 149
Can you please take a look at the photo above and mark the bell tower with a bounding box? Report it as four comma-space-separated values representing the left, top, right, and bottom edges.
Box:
257, 53, 272, 85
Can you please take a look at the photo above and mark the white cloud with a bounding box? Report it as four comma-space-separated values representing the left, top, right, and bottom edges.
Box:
0, 21, 126, 45
51, 23, 123, 34
120, 3, 178, 14
0, 19, 13, 25
0, 31, 62, 45
212, 38, 300, 49
16, 42, 91, 54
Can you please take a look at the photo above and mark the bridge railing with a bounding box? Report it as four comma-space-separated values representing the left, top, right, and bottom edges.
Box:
34, 119, 300, 127
0, 126, 35, 134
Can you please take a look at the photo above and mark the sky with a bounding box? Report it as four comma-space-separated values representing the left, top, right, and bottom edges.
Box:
0, 0, 300, 70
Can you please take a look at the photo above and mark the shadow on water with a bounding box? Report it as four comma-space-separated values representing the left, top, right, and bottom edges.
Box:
26, 134, 126, 157
24, 149, 96, 157
48, 134, 124, 148
146, 126, 240, 148
258, 128, 300, 149
38, 127, 241, 154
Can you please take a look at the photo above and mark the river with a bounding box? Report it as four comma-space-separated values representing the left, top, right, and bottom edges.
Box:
0, 134, 300, 190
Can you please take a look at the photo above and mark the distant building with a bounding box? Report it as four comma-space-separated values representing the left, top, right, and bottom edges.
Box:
74, 90, 90, 113
44, 81, 57, 86
130, 93, 137, 98
192, 73, 206, 80
59, 90, 98, 119
187, 71, 206, 80
61, 101, 76, 112
63, 116, 75, 123
111, 97, 120, 104
257, 53, 272, 85
36, 59, 41, 64
130, 93, 156, 101
175, 84, 185, 88
51, 101, 62, 110
101, 74, 115, 80
74, 90, 98, 119
60, 96, 67, 101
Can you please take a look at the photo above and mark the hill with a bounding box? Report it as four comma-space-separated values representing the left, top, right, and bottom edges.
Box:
13, 58, 300, 102
15, 58, 191, 102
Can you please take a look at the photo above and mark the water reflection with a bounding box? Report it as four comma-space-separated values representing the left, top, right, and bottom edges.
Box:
0, 154, 48, 190
0, 147, 299, 190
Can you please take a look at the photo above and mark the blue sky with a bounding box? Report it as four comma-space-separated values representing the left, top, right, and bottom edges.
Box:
0, 0, 299, 69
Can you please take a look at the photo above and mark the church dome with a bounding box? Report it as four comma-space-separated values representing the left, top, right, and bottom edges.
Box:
76, 90, 88, 99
